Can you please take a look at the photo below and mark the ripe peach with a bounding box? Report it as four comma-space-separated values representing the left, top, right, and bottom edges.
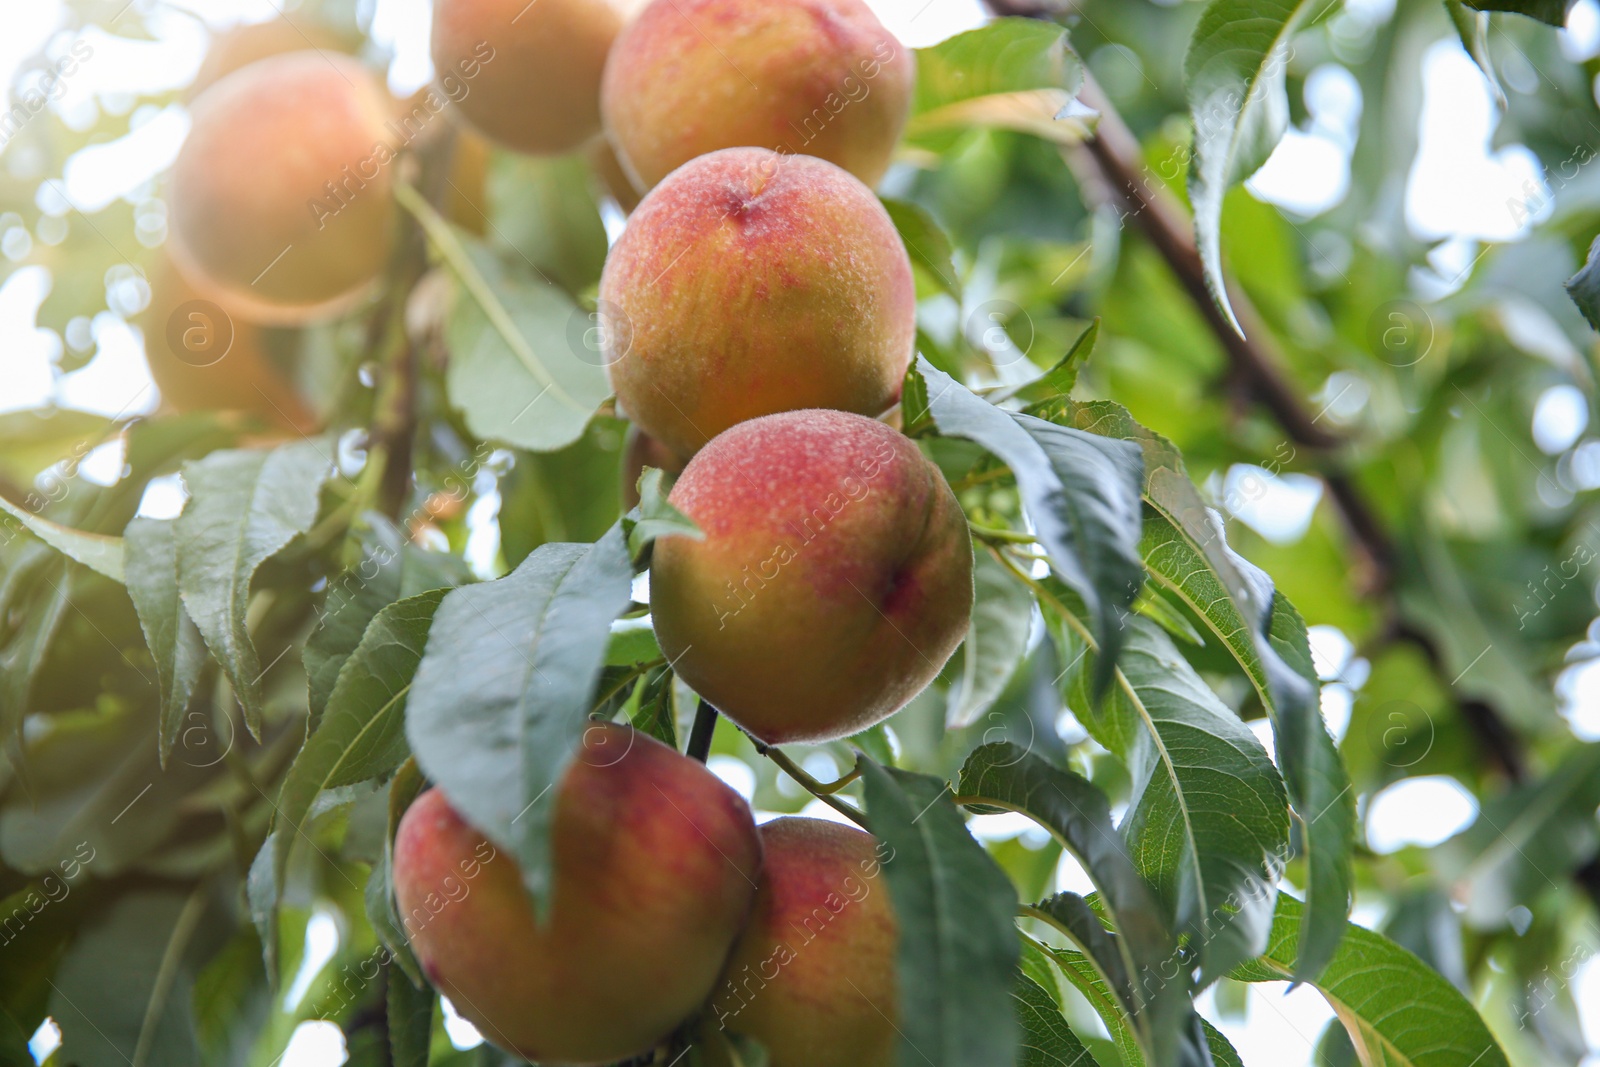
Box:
392, 725, 762, 1064
431, 0, 628, 155
650, 410, 973, 744
167, 52, 397, 324
602, 0, 914, 191
189, 18, 352, 98
142, 256, 315, 433
709, 818, 898, 1067
600, 148, 916, 459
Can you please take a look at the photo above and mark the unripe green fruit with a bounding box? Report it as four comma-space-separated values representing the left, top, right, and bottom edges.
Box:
651, 410, 973, 744
168, 52, 397, 324
431, 0, 629, 155
708, 818, 899, 1067
601, 0, 914, 191
392, 725, 763, 1064
600, 148, 916, 459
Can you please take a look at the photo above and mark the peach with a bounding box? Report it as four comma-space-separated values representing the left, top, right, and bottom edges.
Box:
142, 255, 315, 433
602, 0, 914, 191
600, 148, 916, 459
393, 725, 762, 1064
650, 410, 973, 744
189, 17, 352, 98
709, 818, 898, 1067
431, 0, 628, 155
167, 52, 398, 325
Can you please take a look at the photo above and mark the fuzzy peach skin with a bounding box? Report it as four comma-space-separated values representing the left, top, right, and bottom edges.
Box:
142, 256, 316, 433
650, 410, 973, 744
708, 818, 898, 1067
601, 0, 914, 191
393, 725, 763, 1064
431, 0, 629, 155
600, 148, 916, 459
167, 52, 397, 325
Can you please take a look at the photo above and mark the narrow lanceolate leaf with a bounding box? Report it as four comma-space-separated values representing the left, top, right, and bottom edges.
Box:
0, 495, 124, 582
1014, 973, 1093, 1067
303, 516, 470, 732
124, 518, 208, 766
398, 182, 610, 453
1031, 937, 1216, 1067
626, 467, 702, 562
1184, 0, 1321, 335
1232, 896, 1511, 1067
1445, 1, 1505, 107
1041, 398, 1353, 982
267, 588, 449, 943
947, 552, 1036, 728
921, 358, 1144, 693
387, 956, 434, 1067
958, 744, 1195, 1067
911, 19, 1094, 149
1003, 319, 1100, 407
407, 528, 633, 912
176, 440, 331, 737
859, 760, 1020, 1067
1461, 0, 1569, 25
1055, 614, 1288, 982
368, 759, 428, 987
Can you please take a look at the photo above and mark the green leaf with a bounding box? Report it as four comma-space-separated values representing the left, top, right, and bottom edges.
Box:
911, 19, 1094, 148
50, 891, 211, 1067
882, 197, 961, 299
123, 518, 208, 766
0, 407, 113, 485
263, 587, 448, 968
1003, 319, 1100, 407
387, 956, 434, 1067
920, 358, 1144, 694
1461, 0, 1569, 24
303, 516, 470, 733
176, 439, 331, 737
1566, 234, 1600, 332
1445, 1, 1506, 107
958, 744, 1193, 1067
1014, 972, 1092, 1067
399, 182, 609, 452
406, 527, 634, 912
626, 467, 702, 561
1041, 399, 1353, 981
1054, 614, 1288, 982
947, 551, 1035, 729
1184, 0, 1322, 335
859, 760, 1020, 1067
606, 615, 663, 667
1030, 937, 1214, 1067
624, 667, 677, 748
485, 151, 610, 296
0, 494, 124, 582
1232, 896, 1511, 1066
0, 550, 72, 780
367, 759, 428, 988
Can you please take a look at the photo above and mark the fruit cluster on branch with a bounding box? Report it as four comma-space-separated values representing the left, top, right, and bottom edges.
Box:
159, 1, 975, 1063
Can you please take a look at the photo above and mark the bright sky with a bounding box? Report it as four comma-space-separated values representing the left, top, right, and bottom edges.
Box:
4, 0, 1599, 1064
